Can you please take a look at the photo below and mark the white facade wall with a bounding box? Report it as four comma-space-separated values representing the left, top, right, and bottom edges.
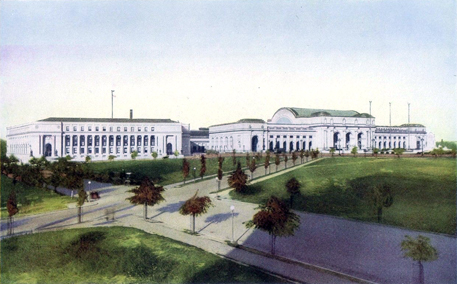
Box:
209, 108, 434, 154
7, 119, 189, 163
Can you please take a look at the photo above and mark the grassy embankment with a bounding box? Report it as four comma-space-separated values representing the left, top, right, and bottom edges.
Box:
230, 157, 456, 235
1, 176, 73, 218
1, 227, 283, 283
87, 155, 268, 185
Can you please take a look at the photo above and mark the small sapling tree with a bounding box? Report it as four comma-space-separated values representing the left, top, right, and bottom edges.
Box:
228, 162, 248, 193
401, 235, 438, 284
246, 196, 300, 255
127, 177, 165, 220
179, 190, 213, 234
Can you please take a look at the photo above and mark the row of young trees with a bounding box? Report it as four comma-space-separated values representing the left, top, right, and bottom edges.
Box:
182, 150, 321, 186
2, 154, 92, 231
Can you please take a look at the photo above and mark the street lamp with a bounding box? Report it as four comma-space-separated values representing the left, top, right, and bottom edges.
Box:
230, 205, 235, 244
193, 167, 196, 181
372, 138, 375, 151
87, 181, 91, 201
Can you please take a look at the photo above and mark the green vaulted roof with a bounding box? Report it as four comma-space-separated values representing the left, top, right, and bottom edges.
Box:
39, 117, 178, 123
284, 107, 373, 118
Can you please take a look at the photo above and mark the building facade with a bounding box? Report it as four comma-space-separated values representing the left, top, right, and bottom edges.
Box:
6, 107, 436, 163
6, 117, 191, 163
209, 107, 435, 154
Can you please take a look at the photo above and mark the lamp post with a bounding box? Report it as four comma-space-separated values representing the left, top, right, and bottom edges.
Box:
88, 181, 91, 201
372, 138, 375, 151
193, 167, 196, 182
230, 205, 235, 244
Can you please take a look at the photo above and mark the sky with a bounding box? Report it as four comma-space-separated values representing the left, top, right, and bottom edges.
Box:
1, 0, 456, 141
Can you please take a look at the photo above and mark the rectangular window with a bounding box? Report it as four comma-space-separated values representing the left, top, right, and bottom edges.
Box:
131, 127, 134, 132
138, 127, 141, 131
117, 127, 121, 131
283, 135, 287, 138
124, 127, 127, 131
110, 127, 113, 132
96, 126, 99, 131
66, 126, 70, 131
144, 127, 148, 131
309, 136, 313, 138
81, 126, 84, 131
151, 127, 155, 131
73, 126, 77, 131
270, 135, 273, 138
290, 136, 293, 138
88, 126, 92, 131
103, 126, 106, 131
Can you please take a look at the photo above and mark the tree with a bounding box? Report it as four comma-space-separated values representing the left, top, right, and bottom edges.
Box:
76, 188, 87, 223
286, 177, 301, 208
182, 158, 190, 184
274, 154, 280, 172
245, 153, 250, 167
246, 196, 300, 255
304, 150, 310, 162
372, 184, 393, 223
329, 148, 336, 157
108, 155, 116, 161
351, 146, 358, 157
7, 190, 19, 235
292, 152, 298, 166
283, 154, 288, 169
151, 151, 158, 159
85, 156, 91, 163
299, 149, 305, 164
174, 150, 179, 158
127, 177, 165, 220
199, 154, 206, 180
394, 148, 405, 158
131, 151, 138, 160
249, 158, 256, 180
373, 148, 379, 158
401, 235, 438, 284
227, 162, 248, 193
232, 149, 237, 168
179, 190, 213, 233
264, 151, 270, 175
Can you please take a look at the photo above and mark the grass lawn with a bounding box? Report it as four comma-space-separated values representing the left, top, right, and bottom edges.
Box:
87, 155, 266, 186
0, 227, 283, 283
1, 175, 73, 218
230, 157, 456, 235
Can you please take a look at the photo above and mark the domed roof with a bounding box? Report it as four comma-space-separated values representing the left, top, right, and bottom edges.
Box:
311, 111, 332, 117
352, 113, 373, 118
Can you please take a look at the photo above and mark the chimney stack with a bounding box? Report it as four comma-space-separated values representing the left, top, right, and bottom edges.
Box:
130, 109, 133, 120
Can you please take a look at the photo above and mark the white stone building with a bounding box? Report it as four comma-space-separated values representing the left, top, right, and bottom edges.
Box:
209, 107, 435, 153
6, 116, 191, 163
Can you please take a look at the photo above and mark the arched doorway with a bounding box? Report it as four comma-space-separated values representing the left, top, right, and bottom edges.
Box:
44, 143, 52, 157
166, 143, 173, 155
269, 141, 274, 151
357, 133, 363, 149
346, 133, 351, 149
333, 132, 341, 149
283, 141, 287, 152
289, 141, 294, 152
251, 136, 258, 152
296, 141, 300, 151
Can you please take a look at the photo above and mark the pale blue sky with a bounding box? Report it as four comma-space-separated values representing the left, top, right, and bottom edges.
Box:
1, 0, 456, 141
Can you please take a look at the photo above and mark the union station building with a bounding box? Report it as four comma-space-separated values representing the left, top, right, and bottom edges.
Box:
6, 107, 435, 162
208, 107, 435, 154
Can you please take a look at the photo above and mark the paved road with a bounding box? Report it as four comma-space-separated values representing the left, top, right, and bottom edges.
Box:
2, 159, 456, 284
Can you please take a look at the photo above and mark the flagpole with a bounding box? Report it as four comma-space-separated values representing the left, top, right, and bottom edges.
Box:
111, 90, 115, 118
